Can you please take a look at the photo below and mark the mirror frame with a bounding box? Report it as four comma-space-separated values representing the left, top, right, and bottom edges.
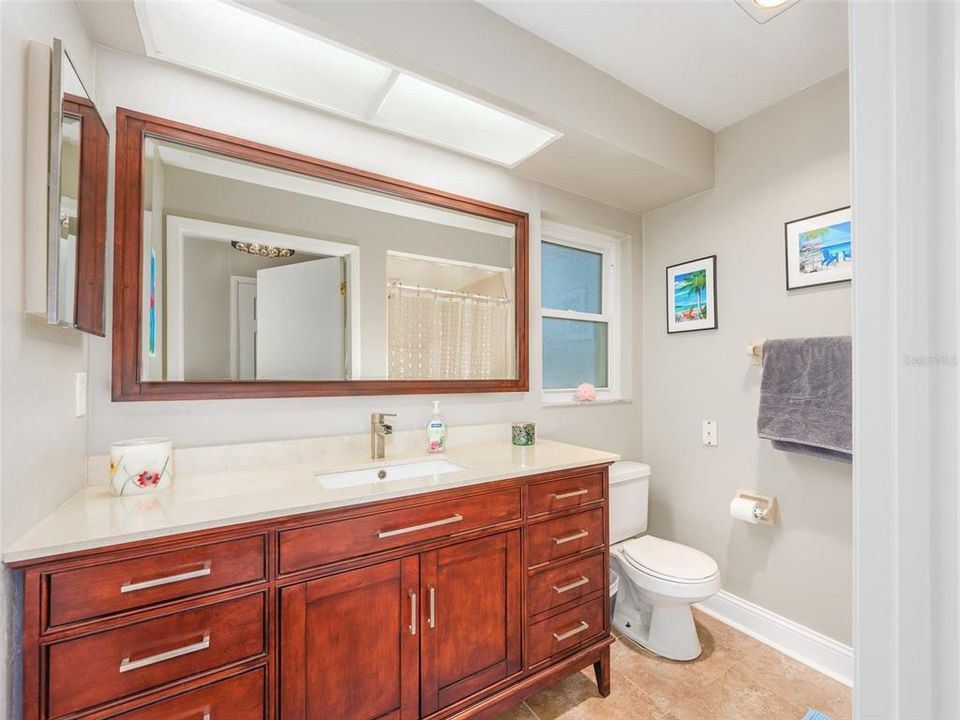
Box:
112, 109, 529, 401
48, 38, 109, 335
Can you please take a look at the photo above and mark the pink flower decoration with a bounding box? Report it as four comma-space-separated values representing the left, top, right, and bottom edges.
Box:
574, 383, 598, 402
134, 471, 162, 488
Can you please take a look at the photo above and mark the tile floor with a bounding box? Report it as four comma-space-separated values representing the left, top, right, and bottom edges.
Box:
494, 609, 852, 720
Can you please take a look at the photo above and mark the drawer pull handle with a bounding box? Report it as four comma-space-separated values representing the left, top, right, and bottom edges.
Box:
120, 564, 212, 594
552, 529, 589, 545
550, 488, 589, 500
409, 590, 418, 636
377, 513, 463, 539
428, 586, 437, 629
553, 621, 590, 642
552, 576, 590, 594
119, 634, 210, 673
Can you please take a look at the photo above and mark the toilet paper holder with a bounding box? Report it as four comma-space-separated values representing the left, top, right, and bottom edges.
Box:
734, 490, 778, 525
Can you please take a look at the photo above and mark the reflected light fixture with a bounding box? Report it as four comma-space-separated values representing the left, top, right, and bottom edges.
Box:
231, 241, 295, 258
734, 0, 801, 23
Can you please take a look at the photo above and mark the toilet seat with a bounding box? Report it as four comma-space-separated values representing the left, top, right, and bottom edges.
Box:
620, 535, 719, 584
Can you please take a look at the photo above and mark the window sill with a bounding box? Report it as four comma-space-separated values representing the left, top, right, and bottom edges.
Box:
541, 397, 632, 408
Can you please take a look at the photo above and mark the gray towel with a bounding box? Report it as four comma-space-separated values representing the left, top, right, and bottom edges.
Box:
757, 336, 852, 464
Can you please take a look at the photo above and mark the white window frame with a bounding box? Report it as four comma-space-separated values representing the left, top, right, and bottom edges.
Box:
540, 221, 622, 405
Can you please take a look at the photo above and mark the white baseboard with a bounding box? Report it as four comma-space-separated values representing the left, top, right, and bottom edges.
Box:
695, 590, 853, 687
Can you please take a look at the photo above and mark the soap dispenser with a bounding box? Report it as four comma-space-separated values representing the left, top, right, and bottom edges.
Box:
426, 400, 447, 454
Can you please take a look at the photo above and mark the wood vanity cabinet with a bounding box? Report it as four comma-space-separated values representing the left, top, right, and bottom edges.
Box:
14, 464, 613, 720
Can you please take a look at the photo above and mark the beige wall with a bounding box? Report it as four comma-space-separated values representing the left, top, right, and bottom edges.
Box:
1, 3, 97, 715
641, 73, 852, 644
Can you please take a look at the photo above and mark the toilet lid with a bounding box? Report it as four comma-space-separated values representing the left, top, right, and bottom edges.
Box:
621, 535, 719, 583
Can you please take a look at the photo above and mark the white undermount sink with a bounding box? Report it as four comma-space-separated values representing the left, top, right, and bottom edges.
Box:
315, 458, 465, 490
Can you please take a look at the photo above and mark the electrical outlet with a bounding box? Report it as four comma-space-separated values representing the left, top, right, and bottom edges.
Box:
702, 419, 717, 446
75, 372, 87, 418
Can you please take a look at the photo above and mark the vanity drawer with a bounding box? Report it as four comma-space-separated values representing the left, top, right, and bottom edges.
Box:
528, 595, 605, 667
106, 668, 265, 720
279, 488, 521, 574
46, 592, 265, 718
527, 508, 604, 568
47, 535, 267, 627
528, 552, 605, 617
527, 470, 604, 517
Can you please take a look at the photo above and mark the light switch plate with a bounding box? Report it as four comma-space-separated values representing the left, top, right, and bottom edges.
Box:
75, 372, 87, 418
702, 419, 717, 446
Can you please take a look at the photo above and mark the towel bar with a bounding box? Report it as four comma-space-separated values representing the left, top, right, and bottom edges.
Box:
746, 338, 765, 365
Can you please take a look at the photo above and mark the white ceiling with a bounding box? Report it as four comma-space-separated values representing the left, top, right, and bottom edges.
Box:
79, 0, 718, 212
479, 0, 849, 131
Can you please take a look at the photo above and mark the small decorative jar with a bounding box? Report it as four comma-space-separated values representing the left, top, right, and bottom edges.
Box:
110, 437, 173, 496
511, 421, 536, 447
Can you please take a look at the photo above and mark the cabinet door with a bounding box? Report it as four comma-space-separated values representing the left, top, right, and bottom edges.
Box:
279, 558, 419, 720
420, 531, 522, 714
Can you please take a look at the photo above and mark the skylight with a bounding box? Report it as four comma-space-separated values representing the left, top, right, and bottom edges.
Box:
134, 0, 561, 167
373, 73, 558, 166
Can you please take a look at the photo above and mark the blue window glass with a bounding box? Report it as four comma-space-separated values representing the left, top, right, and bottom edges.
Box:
541, 242, 602, 313
542, 318, 608, 389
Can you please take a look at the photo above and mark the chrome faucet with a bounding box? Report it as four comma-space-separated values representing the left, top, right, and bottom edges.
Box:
371, 412, 396, 460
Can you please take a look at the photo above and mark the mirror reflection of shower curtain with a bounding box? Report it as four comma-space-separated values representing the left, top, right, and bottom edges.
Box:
387, 282, 509, 379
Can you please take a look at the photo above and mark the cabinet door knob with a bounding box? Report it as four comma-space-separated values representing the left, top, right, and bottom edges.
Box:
409, 590, 418, 636
428, 586, 437, 629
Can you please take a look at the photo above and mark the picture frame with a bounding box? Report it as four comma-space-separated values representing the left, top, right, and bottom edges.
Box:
784, 206, 852, 290
666, 255, 717, 334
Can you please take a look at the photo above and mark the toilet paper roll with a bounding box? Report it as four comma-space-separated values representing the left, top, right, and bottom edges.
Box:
730, 497, 761, 524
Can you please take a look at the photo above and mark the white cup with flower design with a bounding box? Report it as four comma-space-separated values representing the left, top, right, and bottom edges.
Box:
110, 438, 173, 496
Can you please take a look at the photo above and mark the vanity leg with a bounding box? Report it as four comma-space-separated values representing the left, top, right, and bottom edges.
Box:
593, 646, 611, 697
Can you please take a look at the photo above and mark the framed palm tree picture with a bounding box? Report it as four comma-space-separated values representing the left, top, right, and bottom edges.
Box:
666, 255, 717, 333
785, 206, 851, 290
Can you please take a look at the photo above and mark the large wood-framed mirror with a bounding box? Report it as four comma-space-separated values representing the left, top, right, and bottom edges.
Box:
112, 109, 528, 401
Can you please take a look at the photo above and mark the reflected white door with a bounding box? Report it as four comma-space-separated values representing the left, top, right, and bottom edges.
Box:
256, 258, 344, 380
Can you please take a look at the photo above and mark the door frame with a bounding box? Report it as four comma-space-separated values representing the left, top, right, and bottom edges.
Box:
850, 2, 960, 714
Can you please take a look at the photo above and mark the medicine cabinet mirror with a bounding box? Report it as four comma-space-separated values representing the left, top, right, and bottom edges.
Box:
47, 38, 109, 335
112, 110, 528, 400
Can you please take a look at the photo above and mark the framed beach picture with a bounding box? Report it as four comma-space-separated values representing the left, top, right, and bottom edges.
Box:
666, 255, 717, 334
785, 206, 852, 290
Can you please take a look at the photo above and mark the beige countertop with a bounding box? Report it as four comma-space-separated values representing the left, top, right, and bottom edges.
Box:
3, 438, 618, 564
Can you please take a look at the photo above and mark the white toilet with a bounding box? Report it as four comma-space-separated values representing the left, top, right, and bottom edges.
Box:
608, 461, 721, 661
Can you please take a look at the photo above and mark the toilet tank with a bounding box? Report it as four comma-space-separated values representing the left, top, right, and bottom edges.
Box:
608, 461, 651, 544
